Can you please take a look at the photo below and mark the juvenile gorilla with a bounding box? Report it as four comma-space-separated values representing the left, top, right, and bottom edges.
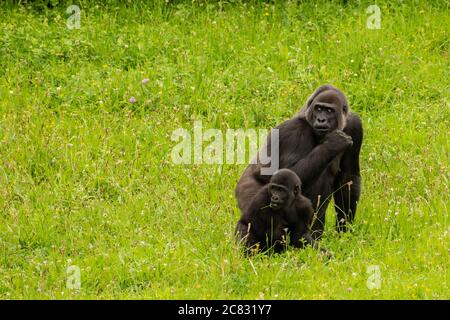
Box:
235, 169, 315, 254
235, 85, 363, 239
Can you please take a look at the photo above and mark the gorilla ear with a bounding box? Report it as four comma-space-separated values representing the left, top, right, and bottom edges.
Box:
294, 185, 300, 195
343, 104, 348, 114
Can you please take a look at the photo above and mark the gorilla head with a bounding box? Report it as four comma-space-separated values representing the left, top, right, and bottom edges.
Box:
268, 169, 301, 211
300, 85, 349, 137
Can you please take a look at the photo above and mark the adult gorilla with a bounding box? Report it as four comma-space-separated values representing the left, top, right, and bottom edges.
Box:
235, 85, 363, 239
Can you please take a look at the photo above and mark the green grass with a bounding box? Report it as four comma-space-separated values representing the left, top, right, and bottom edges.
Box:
0, 1, 448, 299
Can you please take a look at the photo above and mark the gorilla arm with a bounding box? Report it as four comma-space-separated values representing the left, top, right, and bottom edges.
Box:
252, 118, 353, 189
333, 112, 363, 231
287, 128, 353, 189
287, 195, 315, 248
235, 185, 271, 248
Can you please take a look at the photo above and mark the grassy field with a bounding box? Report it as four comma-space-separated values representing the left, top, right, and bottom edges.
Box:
0, 1, 448, 299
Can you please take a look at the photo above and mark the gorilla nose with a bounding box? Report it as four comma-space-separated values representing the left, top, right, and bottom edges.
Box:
271, 195, 279, 202
314, 118, 329, 130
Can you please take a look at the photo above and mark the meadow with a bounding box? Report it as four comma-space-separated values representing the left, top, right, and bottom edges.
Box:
0, 0, 448, 299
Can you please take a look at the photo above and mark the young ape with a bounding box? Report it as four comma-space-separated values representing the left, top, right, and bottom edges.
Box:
235, 169, 315, 254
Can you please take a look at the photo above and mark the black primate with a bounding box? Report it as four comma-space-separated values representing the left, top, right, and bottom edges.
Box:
235, 85, 363, 239
235, 169, 315, 254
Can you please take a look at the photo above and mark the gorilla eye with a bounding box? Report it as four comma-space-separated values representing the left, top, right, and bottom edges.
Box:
327, 109, 332, 113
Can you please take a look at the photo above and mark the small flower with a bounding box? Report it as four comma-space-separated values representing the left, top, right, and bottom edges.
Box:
347, 287, 353, 292
128, 97, 137, 104
142, 78, 150, 84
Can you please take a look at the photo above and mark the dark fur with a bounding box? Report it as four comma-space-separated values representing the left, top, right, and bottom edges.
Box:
235, 85, 363, 239
235, 169, 315, 254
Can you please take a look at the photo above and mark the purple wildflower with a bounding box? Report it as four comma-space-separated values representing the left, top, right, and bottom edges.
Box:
128, 97, 137, 104
142, 78, 150, 84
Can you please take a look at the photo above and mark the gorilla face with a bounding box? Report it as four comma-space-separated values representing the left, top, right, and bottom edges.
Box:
268, 184, 290, 210
302, 86, 349, 137
311, 103, 338, 135
268, 169, 301, 210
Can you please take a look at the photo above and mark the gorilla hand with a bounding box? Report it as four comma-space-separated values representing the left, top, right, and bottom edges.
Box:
323, 130, 353, 154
